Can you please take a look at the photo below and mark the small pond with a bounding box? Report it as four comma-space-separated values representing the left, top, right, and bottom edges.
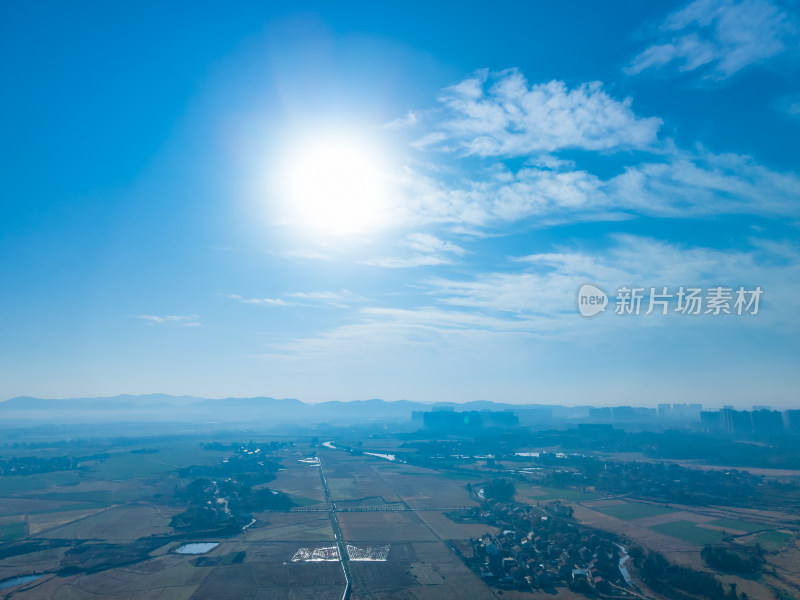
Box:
174, 542, 219, 555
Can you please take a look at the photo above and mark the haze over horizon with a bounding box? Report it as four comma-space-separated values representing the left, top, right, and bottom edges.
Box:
2, 1, 799, 407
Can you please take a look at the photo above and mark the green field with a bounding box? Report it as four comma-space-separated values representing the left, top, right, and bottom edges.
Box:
592, 502, 677, 520
0, 471, 83, 494
0, 520, 27, 541
708, 518, 765, 534
650, 520, 727, 545
747, 530, 794, 551
26, 489, 113, 504
284, 493, 323, 507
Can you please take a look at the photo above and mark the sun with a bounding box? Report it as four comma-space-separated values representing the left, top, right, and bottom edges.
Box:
276, 131, 393, 236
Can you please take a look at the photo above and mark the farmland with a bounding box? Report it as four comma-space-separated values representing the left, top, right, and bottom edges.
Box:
0, 436, 499, 599
0, 431, 799, 600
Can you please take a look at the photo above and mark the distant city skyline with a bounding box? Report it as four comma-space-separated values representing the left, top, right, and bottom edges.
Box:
1, 1, 799, 407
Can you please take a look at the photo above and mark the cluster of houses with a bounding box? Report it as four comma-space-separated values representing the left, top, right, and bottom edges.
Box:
468, 501, 626, 595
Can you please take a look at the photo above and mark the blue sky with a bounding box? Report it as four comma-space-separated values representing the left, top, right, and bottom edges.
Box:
1, 0, 799, 406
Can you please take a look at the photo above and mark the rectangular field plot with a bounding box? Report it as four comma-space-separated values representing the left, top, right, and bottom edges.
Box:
414, 511, 499, 540
268, 464, 326, 507
32, 505, 177, 541
650, 520, 727, 545
708, 518, 766, 534
0, 519, 26, 542
246, 512, 334, 542
372, 470, 477, 508
747, 530, 794, 551
348, 541, 495, 600
592, 501, 678, 521
326, 476, 401, 504
339, 512, 439, 543
181, 543, 347, 600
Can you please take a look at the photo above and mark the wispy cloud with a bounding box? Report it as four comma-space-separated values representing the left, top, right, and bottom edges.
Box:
228, 290, 363, 308
627, 0, 798, 79
379, 111, 418, 130
285, 290, 366, 308
227, 294, 288, 306
135, 314, 201, 326
383, 67, 796, 232
428, 234, 800, 323
362, 233, 467, 269
415, 69, 662, 156
406, 233, 467, 256
362, 255, 455, 269
388, 146, 800, 229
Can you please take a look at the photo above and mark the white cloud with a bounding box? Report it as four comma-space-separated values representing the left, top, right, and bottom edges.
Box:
406, 233, 467, 256
362, 233, 468, 269
608, 148, 800, 218
229, 290, 363, 308
254, 236, 799, 395
418, 69, 662, 156
420, 234, 800, 336
135, 314, 201, 326
627, 0, 798, 79
361, 255, 454, 269
389, 147, 800, 229
228, 294, 287, 306
379, 111, 418, 130
285, 290, 365, 308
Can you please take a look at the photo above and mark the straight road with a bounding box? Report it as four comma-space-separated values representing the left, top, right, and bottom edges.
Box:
317, 456, 351, 600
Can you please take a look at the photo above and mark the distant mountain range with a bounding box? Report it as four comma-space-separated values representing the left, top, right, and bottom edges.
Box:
0, 394, 575, 427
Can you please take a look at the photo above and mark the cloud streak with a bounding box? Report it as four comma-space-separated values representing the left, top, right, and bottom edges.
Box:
390, 148, 800, 229
627, 0, 798, 79
415, 69, 662, 156
135, 314, 201, 326
363, 233, 468, 269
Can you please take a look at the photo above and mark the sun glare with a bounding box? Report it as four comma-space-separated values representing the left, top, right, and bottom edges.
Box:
276, 132, 393, 236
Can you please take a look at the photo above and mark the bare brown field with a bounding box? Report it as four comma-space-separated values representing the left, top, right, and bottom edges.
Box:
186, 547, 345, 600
33, 505, 178, 541
5, 574, 82, 599
245, 512, 334, 542
339, 512, 439, 542
252, 559, 345, 588
327, 475, 401, 503
499, 588, 592, 600
55, 562, 155, 597
413, 511, 499, 540
571, 503, 701, 566
348, 540, 496, 600
190, 564, 259, 599
26, 507, 110, 536
372, 467, 478, 508
268, 461, 326, 506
